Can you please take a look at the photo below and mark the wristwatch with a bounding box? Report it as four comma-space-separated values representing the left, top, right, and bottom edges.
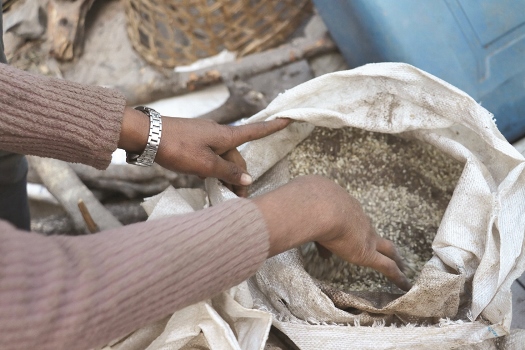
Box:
126, 106, 162, 167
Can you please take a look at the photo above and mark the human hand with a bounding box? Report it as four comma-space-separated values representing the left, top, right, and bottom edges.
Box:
252, 175, 412, 291
119, 107, 291, 197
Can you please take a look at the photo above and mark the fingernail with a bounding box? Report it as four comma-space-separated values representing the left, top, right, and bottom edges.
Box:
240, 173, 253, 186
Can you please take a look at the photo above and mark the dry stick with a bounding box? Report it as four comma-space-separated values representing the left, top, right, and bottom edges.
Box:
32, 201, 148, 235
28, 156, 122, 233
68, 163, 179, 183
27, 163, 203, 199
120, 36, 337, 107
2, 0, 18, 12
81, 178, 172, 199
179, 36, 336, 91
64, 163, 202, 195
198, 80, 268, 124
77, 199, 99, 233
47, 0, 96, 61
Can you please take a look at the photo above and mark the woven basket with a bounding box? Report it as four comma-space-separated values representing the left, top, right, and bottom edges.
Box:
124, 0, 313, 68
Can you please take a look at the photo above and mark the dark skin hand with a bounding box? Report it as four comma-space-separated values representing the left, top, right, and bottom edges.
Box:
220, 148, 249, 198
253, 175, 412, 292
118, 107, 291, 197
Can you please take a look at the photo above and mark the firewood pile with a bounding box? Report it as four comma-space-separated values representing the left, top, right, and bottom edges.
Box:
2, 0, 345, 237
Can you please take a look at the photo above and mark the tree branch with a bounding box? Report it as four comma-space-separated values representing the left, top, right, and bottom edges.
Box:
28, 156, 122, 233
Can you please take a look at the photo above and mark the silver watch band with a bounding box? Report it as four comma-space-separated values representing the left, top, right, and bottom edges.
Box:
126, 106, 162, 167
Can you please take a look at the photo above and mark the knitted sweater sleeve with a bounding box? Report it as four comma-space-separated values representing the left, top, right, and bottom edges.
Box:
0, 197, 269, 350
0, 63, 126, 169
0, 63, 271, 349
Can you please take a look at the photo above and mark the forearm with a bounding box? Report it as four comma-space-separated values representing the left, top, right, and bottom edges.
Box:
0, 63, 126, 169
0, 198, 269, 350
252, 175, 352, 257
252, 180, 326, 256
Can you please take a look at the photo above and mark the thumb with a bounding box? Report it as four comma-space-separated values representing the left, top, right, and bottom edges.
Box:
213, 156, 253, 187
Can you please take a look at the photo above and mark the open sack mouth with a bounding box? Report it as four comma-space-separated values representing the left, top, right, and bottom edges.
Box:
214, 62, 525, 348
290, 125, 463, 302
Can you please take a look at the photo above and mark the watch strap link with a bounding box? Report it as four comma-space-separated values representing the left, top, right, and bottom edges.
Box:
126, 106, 162, 167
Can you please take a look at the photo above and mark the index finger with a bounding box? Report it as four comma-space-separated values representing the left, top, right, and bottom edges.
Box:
228, 118, 292, 148
366, 252, 412, 291
376, 238, 408, 275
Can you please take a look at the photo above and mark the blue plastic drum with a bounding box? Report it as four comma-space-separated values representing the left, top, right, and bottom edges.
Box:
314, 0, 525, 142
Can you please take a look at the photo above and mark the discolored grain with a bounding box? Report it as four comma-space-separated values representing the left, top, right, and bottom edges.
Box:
289, 126, 463, 292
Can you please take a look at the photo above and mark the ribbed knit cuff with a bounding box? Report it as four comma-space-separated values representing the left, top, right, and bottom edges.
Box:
0, 198, 269, 350
0, 63, 126, 169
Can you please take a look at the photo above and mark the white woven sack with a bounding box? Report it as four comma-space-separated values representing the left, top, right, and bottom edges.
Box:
102, 187, 273, 350
205, 63, 525, 349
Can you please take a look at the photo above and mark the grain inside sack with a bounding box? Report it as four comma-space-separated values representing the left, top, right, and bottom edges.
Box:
288, 126, 464, 292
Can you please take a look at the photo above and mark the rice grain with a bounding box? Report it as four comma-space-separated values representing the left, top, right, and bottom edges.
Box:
288, 126, 463, 292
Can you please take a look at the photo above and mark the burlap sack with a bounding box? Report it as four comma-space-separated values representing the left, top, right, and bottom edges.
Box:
204, 63, 525, 349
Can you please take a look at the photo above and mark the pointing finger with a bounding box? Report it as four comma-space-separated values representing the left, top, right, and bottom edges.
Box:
366, 252, 412, 292
211, 155, 252, 187
221, 149, 249, 197
376, 238, 408, 274
227, 118, 292, 148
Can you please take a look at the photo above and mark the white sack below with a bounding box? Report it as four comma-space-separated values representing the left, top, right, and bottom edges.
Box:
102, 187, 272, 350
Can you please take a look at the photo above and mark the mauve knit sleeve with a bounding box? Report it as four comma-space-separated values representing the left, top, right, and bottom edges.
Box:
0, 63, 126, 169
0, 198, 269, 350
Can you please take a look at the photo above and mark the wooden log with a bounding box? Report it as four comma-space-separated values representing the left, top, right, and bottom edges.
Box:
31, 200, 147, 235
180, 37, 337, 91
31, 212, 77, 235
2, 0, 19, 12
70, 164, 203, 197
28, 162, 204, 199
81, 177, 172, 199
198, 80, 268, 125
68, 163, 178, 183
198, 59, 315, 124
178, 37, 336, 92
200, 59, 315, 125
47, 0, 95, 61
28, 156, 122, 233
119, 36, 337, 107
